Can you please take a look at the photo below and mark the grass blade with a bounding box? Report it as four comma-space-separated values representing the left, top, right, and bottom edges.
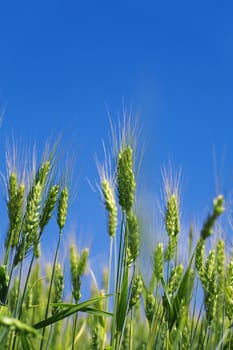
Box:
20, 333, 34, 350
34, 296, 112, 329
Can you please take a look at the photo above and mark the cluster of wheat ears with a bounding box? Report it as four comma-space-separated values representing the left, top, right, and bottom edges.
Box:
0, 119, 233, 350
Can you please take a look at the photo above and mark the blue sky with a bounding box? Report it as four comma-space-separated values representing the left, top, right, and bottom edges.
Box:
0, 2, 233, 270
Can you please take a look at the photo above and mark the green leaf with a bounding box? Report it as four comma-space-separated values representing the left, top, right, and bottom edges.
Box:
174, 254, 194, 310
170, 254, 194, 331
116, 264, 129, 334
34, 296, 112, 329
0, 327, 10, 346
20, 333, 34, 350
161, 276, 173, 324
0, 266, 8, 305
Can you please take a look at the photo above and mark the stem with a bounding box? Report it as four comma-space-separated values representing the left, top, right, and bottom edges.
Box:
4, 242, 11, 267
39, 231, 62, 350
116, 212, 125, 294
114, 235, 117, 291
190, 279, 199, 342
111, 212, 125, 348
115, 213, 130, 350
118, 264, 135, 350
45, 324, 54, 350
229, 328, 233, 350
18, 253, 35, 320
191, 302, 204, 348
107, 237, 113, 304
5, 261, 15, 304
16, 262, 23, 318
129, 310, 133, 350
71, 312, 78, 350
102, 237, 113, 350
203, 324, 210, 348
147, 308, 165, 350
5, 224, 27, 304
19, 228, 44, 320
11, 259, 24, 350
14, 241, 26, 318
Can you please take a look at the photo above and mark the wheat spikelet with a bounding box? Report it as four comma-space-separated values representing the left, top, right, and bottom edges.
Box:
52, 263, 64, 315
165, 194, 180, 237
204, 249, 217, 323
6, 174, 25, 250
70, 244, 89, 303
153, 243, 164, 281
39, 185, 59, 232
145, 291, 156, 325
101, 179, 117, 237
201, 195, 224, 239
129, 274, 143, 310
225, 260, 233, 320
195, 238, 205, 282
127, 211, 140, 264
117, 145, 136, 212
168, 264, 183, 295
57, 187, 68, 231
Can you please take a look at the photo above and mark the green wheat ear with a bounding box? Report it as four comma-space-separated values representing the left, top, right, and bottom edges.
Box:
121, 320, 130, 350
24, 282, 32, 310
77, 248, 89, 277
195, 238, 205, 281
127, 211, 140, 264
101, 179, 118, 237
168, 264, 183, 296
39, 184, 59, 233
215, 239, 225, 342
90, 325, 101, 350
35, 160, 50, 188
70, 244, 89, 303
52, 263, 64, 315
14, 182, 42, 265
6, 173, 18, 246
164, 193, 180, 262
57, 186, 68, 231
101, 268, 109, 292
216, 239, 225, 275
165, 194, 180, 237
204, 249, 217, 324
145, 290, 156, 325
117, 145, 136, 213
201, 195, 224, 239
153, 243, 164, 281
225, 259, 233, 320
13, 160, 53, 266
5, 173, 25, 267
129, 274, 143, 310
70, 243, 79, 302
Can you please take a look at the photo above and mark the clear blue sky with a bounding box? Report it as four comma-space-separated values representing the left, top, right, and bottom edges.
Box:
0, 1, 233, 269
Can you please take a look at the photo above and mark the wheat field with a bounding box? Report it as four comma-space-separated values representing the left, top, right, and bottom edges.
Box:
0, 120, 232, 350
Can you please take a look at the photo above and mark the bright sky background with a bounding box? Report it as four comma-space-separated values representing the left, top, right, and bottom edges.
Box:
1, 1, 233, 274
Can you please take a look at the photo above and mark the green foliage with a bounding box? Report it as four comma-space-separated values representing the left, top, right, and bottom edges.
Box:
1, 121, 233, 350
